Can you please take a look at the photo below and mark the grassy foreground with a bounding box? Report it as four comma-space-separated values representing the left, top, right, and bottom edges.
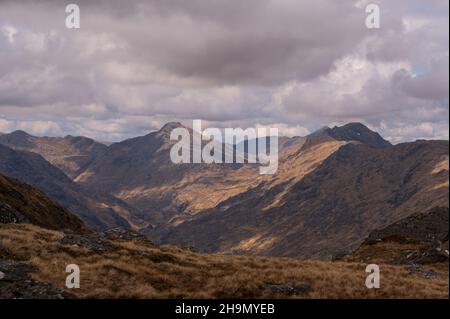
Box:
0, 223, 448, 299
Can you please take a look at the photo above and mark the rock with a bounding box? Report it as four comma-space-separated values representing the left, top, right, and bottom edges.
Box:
59, 233, 117, 252
404, 241, 449, 265
366, 207, 449, 245
0, 260, 35, 281
0, 202, 28, 224
102, 227, 151, 243
407, 264, 442, 279
331, 251, 350, 261
265, 283, 312, 295
0, 260, 74, 299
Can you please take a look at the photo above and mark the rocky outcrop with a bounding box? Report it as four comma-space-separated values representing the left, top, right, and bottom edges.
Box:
59, 233, 117, 253
365, 207, 449, 244
342, 207, 449, 266
264, 283, 312, 295
0, 260, 74, 299
0, 202, 28, 224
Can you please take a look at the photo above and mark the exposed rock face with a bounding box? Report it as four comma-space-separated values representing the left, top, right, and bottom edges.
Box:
0, 174, 87, 233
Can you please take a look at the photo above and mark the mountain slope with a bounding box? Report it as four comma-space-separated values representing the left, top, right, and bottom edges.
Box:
0, 173, 87, 233
15, 122, 447, 260
0, 130, 107, 179
0, 144, 145, 230
365, 206, 449, 245
76, 122, 351, 229
342, 206, 449, 266
75, 123, 264, 226
155, 140, 448, 259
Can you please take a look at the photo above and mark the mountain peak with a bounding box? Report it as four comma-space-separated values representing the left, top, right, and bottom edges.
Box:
159, 122, 184, 133
328, 123, 391, 148
10, 130, 31, 137
63, 134, 95, 144
154, 122, 187, 141
306, 122, 391, 149
334, 122, 368, 130
0, 130, 35, 148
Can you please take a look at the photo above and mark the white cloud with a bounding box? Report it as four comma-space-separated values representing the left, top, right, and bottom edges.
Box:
1, 25, 17, 43
0, 118, 61, 135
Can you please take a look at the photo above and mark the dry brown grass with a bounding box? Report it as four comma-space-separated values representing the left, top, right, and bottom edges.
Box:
0, 223, 448, 299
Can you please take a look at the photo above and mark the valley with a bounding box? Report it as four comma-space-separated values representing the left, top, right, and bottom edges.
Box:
0, 122, 448, 260
0, 122, 448, 299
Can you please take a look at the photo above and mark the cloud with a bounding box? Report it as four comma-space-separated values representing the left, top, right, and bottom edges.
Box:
0, 0, 448, 142
1, 25, 17, 43
0, 117, 61, 135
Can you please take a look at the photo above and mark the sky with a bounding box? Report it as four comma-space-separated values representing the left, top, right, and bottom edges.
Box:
0, 0, 448, 143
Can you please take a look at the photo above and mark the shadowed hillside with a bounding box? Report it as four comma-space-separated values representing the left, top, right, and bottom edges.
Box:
0, 174, 87, 233
0, 144, 146, 230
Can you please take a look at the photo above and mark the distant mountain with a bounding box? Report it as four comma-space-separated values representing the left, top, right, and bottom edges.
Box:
150, 138, 448, 259
75, 122, 255, 225
0, 144, 146, 230
0, 131, 107, 179
0, 173, 87, 233
304, 122, 391, 150
2, 123, 448, 260
74, 123, 448, 257
327, 122, 392, 148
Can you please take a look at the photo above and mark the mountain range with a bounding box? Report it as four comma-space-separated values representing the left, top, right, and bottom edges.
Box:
0, 122, 448, 259
0, 142, 146, 230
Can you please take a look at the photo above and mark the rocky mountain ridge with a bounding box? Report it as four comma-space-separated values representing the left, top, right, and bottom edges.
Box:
1, 122, 448, 259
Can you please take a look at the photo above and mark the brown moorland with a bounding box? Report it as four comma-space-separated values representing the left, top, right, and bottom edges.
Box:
0, 223, 447, 299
